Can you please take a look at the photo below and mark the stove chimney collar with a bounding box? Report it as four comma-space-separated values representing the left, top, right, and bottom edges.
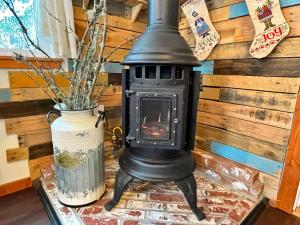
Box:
123, 0, 199, 66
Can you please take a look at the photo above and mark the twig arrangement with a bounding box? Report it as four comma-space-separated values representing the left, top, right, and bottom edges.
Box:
3, 0, 129, 110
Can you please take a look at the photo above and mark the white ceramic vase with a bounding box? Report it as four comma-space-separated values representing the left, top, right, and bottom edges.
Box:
48, 105, 105, 206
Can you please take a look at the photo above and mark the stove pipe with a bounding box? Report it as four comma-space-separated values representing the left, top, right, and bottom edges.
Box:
123, 0, 198, 66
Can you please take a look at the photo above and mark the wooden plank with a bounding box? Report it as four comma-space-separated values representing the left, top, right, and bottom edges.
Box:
73, 6, 146, 33
18, 128, 52, 148
205, 0, 244, 10
193, 61, 213, 74
5, 115, 49, 135
199, 100, 293, 129
9, 87, 68, 102
29, 142, 53, 160
200, 87, 220, 100
99, 94, 122, 107
196, 124, 287, 162
197, 111, 290, 145
206, 38, 300, 60
103, 46, 129, 62
28, 155, 53, 180
0, 100, 54, 119
0, 177, 32, 197
202, 75, 300, 93
200, 87, 297, 112
277, 92, 300, 213
8, 84, 117, 102
6, 147, 29, 162
9, 71, 70, 88
0, 56, 62, 69
210, 141, 283, 176
108, 73, 122, 85
214, 58, 300, 77
75, 20, 140, 49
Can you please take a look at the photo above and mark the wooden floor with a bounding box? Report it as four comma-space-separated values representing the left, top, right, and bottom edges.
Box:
253, 206, 300, 225
0, 188, 300, 225
0, 187, 51, 225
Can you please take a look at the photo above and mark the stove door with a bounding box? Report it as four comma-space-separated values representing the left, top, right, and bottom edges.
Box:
127, 91, 181, 149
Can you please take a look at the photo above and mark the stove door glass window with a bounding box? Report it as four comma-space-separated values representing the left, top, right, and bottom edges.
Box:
140, 98, 171, 141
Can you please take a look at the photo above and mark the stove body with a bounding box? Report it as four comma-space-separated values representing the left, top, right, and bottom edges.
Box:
105, 0, 205, 220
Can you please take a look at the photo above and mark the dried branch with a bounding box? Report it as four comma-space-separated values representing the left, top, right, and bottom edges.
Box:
4, 0, 109, 111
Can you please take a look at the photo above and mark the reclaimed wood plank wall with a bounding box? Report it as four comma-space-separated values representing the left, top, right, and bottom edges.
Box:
180, 0, 300, 201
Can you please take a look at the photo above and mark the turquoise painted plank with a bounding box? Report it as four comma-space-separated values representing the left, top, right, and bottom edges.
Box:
229, 0, 300, 19
193, 60, 214, 74
0, 89, 11, 102
280, 0, 300, 7
104, 63, 124, 73
210, 141, 283, 176
229, 2, 249, 19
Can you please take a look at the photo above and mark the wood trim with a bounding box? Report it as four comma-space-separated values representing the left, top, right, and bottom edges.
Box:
0, 177, 32, 197
277, 91, 300, 213
0, 56, 62, 69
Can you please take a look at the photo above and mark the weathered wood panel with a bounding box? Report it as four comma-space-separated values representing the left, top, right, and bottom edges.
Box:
200, 87, 297, 112
73, 6, 146, 33
213, 58, 300, 77
8, 71, 107, 89
5, 115, 49, 136
202, 75, 300, 93
199, 100, 293, 129
197, 111, 290, 146
28, 155, 53, 181
18, 128, 52, 148
29, 142, 53, 160
208, 38, 300, 60
6, 147, 29, 162
0, 56, 61, 70
0, 100, 54, 119
9, 71, 70, 88
75, 20, 140, 49
196, 124, 287, 162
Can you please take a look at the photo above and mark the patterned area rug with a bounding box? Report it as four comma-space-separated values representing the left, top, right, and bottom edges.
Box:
40, 151, 261, 225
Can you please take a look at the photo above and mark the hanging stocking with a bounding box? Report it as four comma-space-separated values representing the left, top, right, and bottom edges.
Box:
245, 0, 290, 58
181, 0, 220, 61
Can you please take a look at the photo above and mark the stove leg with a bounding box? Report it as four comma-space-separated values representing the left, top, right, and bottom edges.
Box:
104, 168, 134, 211
176, 175, 205, 221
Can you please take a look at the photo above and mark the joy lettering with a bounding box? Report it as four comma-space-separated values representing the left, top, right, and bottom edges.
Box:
263, 27, 283, 42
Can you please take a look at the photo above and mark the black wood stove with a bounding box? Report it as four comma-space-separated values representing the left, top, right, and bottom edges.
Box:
105, 0, 205, 220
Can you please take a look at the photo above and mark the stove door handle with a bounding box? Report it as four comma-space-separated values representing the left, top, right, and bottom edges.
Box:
126, 136, 136, 142
125, 90, 135, 97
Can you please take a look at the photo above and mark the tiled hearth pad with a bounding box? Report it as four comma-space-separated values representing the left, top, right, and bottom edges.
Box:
39, 154, 262, 225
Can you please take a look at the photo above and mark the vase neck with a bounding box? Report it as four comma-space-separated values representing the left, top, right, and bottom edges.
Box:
60, 109, 94, 120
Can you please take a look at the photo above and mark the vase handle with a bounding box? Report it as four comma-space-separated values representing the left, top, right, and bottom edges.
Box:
47, 110, 61, 124
95, 110, 105, 128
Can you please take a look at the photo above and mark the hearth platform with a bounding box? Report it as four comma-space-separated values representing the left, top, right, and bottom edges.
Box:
35, 150, 267, 225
